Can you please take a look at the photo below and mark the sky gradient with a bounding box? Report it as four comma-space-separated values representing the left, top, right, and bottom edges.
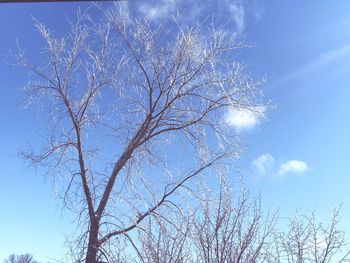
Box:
1, 1, 350, 261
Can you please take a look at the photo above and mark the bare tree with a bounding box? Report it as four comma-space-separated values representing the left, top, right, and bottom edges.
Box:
277, 208, 350, 263
16, 4, 264, 263
191, 180, 277, 263
4, 254, 39, 263
121, 177, 277, 263
186, 183, 350, 263
134, 209, 192, 263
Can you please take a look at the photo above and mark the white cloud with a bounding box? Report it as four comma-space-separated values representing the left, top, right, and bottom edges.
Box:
251, 0, 265, 20
225, 106, 265, 130
251, 154, 309, 178
138, 0, 179, 21
278, 160, 308, 176
296, 44, 350, 77
252, 153, 275, 176
277, 44, 350, 85
133, 0, 262, 33
229, 0, 245, 32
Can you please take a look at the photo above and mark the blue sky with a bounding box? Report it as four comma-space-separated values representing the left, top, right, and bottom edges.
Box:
1, 1, 350, 261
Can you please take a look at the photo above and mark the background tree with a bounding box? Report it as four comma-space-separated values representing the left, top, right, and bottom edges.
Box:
191, 181, 277, 263
133, 208, 192, 263
102, 176, 350, 263
4, 254, 39, 263
123, 183, 350, 263
276, 207, 350, 263
17, 4, 264, 263
104, 177, 278, 263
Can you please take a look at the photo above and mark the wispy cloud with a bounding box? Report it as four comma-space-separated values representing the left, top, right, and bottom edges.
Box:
252, 153, 275, 176
277, 160, 308, 176
225, 106, 266, 131
131, 0, 262, 33
228, 0, 245, 32
250, 0, 264, 20
226, 0, 264, 32
277, 44, 350, 85
137, 0, 179, 21
252, 153, 309, 178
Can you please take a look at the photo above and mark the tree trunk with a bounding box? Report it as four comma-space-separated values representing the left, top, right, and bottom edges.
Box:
85, 220, 99, 263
